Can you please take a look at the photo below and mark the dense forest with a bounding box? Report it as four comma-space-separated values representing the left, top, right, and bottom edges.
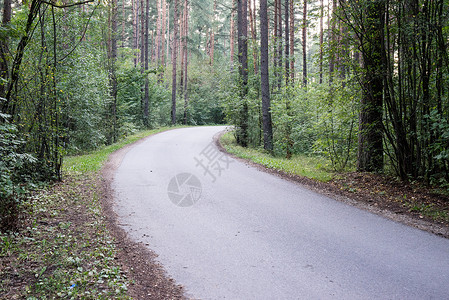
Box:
1, 0, 449, 226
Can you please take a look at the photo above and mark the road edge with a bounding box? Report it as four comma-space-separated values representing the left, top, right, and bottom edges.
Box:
214, 130, 449, 239
100, 128, 188, 299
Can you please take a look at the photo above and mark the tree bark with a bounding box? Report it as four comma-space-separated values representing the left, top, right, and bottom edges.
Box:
0, 0, 12, 98
171, 0, 178, 125
276, 0, 282, 89
319, 0, 323, 84
302, 0, 307, 86
183, 0, 189, 124
357, 0, 385, 172
289, 0, 294, 82
248, 0, 257, 74
162, 0, 166, 69
284, 0, 289, 84
143, 0, 149, 126
140, 0, 145, 66
260, 0, 272, 151
237, 0, 248, 146
230, 0, 236, 68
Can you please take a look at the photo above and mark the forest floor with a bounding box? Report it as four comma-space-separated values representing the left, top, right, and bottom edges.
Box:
218, 132, 449, 239
0, 128, 186, 299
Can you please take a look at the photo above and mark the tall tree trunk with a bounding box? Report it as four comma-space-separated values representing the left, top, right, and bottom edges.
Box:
248, 0, 258, 74
329, 0, 336, 82
273, 0, 278, 83
133, 0, 138, 65
357, 0, 385, 172
276, 0, 282, 89
143, 0, 149, 127
237, 0, 248, 146
230, 0, 236, 68
183, 0, 189, 124
0, 0, 11, 98
180, 8, 185, 89
162, 0, 167, 69
260, 0, 272, 151
122, 0, 125, 47
319, 0, 323, 84
302, 0, 307, 87
289, 0, 294, 82
140, 0, 144, 66
156, 0, 162, 66
171, 0, 178, 125
284, 0, 289, 84
109, 0, 118, 143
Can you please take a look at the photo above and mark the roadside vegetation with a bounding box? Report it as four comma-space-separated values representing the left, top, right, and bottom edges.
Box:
221, 131, 334, 182
221, 131, 449, 232
0, 127, 177, 299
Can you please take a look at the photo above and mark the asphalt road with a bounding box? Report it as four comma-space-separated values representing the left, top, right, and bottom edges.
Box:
113, 126, 449, 299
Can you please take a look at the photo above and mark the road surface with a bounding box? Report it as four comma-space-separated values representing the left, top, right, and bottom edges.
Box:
113, 126, 449, 299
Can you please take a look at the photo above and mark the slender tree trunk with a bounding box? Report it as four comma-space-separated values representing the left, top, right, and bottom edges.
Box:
156, 0, 162, 66
285, 0, 289, 84
166, 6, 170, 64
230, 0, 236, 68
319, 0, 323, 84
133, 0, 138, 65
276, 0, 282, 89
260, 0, 272, 151
329, 0, 336, 82
171, 0, 178, 125
0, 0, 12, 98
302, 0, 307, 87
357, 0, 385, 172
289, 0, 294, 82
143, 0, 149, 127
248, 0, 258, 74
183, 0, 189, 124
273, 0, 278, 82
140, 0, 145, 67
237, 0, 248, 146
180, 8, 185, 89
110, 0, 118, 143
162, 0, 166, 69
122, 0, 125, 47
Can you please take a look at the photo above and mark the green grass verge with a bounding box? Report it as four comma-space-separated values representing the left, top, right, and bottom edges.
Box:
220, 131, 334, 182
64, 126, 184, 173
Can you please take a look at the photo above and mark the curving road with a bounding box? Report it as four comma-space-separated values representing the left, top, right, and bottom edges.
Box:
113, 126, 449, 299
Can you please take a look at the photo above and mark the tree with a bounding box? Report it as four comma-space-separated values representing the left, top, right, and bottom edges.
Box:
143, 0, 150, 127
0, 0, 11, 98
171, 0, 179, 125
302, 0, 307, 86
236, 0, 248, 146
230, 0, 236, 68
183, 0, 189, 124
260, 0, 272, 151
356, 0, 385, 172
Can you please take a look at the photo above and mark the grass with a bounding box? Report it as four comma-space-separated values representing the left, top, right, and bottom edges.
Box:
0, 126, 183, 299
220, 131, 334, 182
405, 201, 449, 223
